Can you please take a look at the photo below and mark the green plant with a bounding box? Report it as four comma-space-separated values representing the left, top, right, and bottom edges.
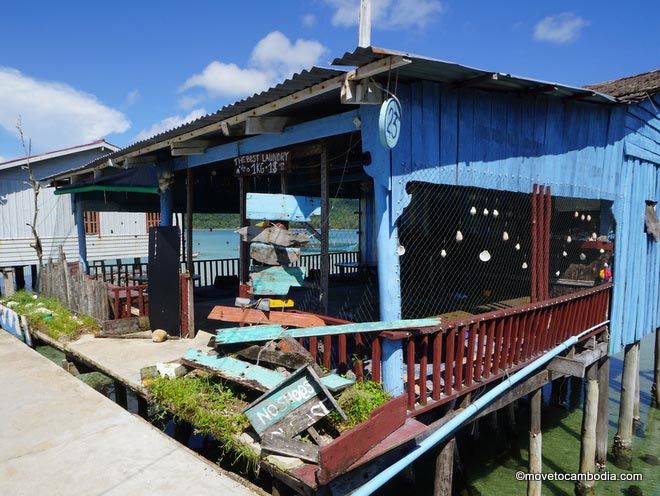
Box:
147, 374, 259, 474
328, 380, 390, 431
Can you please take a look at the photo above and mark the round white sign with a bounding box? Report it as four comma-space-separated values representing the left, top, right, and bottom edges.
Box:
378, 97, 402, 149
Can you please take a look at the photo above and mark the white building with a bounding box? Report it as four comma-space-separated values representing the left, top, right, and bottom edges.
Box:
0, 140, 155, 277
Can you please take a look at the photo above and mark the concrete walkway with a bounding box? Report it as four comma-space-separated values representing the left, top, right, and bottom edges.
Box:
0, 332, 259, 496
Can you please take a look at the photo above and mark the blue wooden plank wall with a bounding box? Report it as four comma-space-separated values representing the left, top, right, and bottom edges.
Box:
360, 82, 660, 355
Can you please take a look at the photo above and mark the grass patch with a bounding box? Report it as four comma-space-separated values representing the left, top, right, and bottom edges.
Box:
147, 374, 259, 474
328, 380, 390, 432
1, 290, 98, 341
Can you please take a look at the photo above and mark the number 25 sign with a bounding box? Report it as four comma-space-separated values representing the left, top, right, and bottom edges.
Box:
378, 97, 402, 149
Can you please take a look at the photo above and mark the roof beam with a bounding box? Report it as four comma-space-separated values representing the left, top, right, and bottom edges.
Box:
245, 116, 288, 135
563, 91, 597, 102
121, 55, 411, 160
526, 84, 559, 95
452, 72, 499, 89
170, 140, 210, 156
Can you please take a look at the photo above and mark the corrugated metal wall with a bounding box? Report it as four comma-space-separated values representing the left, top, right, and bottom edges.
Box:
379, 81, 659, 355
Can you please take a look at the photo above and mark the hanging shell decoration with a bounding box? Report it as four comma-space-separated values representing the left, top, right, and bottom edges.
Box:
581, 214, 586, 221
574, 211, 579, 218
397, 244, 406, 256
483, 208, 489, 216
515, 242, 521, 250
522, 262, 528, 269
591, 232, 598, 241
562, 250, 568, 257
479, 250, 492, 262
555, 270, 561, 277
503, 231, 510, 241
455, 230, 464, 242
567, 235, 572, 243
600, 248, 605, 254
441, 249, 447, 258
470, 206, 477, 215
587, 214, 592, 222
580, 253, 587, 261
493, 209, 499, 218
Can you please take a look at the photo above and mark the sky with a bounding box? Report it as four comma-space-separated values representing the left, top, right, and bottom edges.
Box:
0, 0, 658, 160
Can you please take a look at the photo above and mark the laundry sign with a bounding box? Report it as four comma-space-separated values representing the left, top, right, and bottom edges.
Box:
234, 150, 291, 176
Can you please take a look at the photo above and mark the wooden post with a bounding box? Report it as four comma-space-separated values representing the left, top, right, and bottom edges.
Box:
186, 168, 194, 275
595, 356, 610, 469
653, 328, 660, 408
528, 388, 542, 496
633, 357, 641, 432
14, 266, 25, 290
239, 176, 249, 285
114, 381, 128, 409
576, 363, 599, 496
30, 264, 38, 291
320, 143, 329, 315
613, 341, 639, 469
1, 268, 15, 297
434, 437, 455, 496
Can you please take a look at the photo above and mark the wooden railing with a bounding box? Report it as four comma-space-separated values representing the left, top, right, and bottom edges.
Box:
89, 251, 360, 288
296, 283, 612, 414
109, 284, 149, 320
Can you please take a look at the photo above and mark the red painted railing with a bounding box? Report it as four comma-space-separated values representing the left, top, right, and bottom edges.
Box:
297, 283, 612, 413
109, 284, 149, 320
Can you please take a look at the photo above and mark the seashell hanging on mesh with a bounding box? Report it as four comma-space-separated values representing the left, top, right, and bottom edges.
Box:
567, 235, 572, 243
562, 250, 568, 257
522, 262, 528, 269
580, 253, 587, 261
515, 243, 521, 250
470, 206, 477, 215
587, 214, 592, 222
479, 250, 491, 262
397, 244, 406, 256
483, 208, 489, 216
600, 248, 605, 254
581, 214, 586, 221
591, 232, 598, 241
574, 211, 579, 218
493, 209, 499, 218
441, 249, 447, 258
455, 230, 464, 242
556, 270, 561, 276
503, 231, 510, 241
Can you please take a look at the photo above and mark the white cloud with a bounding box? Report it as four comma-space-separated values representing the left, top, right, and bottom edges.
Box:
325, 0, 443, 30
179, 31, 327, 100
125, 89, 140, 107
534, 12, 589, 44
302, 14, 316, 27
0, 67, 129, 151
178, 94, 205, 110
135, 108, 207, 142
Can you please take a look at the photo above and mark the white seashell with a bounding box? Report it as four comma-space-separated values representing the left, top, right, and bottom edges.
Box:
604, 263, 608, 268
479, 250, 491, 262
574, 211, 579, 218
562, 251, 568, 257
587, 215, 592, 222
591, 233, 597, 240
397, 245, 406, 256
493, 209, 499, 217
581, 214, 586, 221
441, 249, 447, 258
483, 208, 489, 216
470, 206, 477, 215
600, 248, 605, 254
580, 253, 586, 261
515, 243, 521, 250
522, 262, 528, 269
455, 230, 464, 242
503, 231, 509, 241
567, 235, 572, 243
556, 270, 561, 276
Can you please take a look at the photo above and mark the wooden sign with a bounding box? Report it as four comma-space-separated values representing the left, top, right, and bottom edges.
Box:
234, 151, 291, 176
244, 366, 345, 436
246, 193, 321, 222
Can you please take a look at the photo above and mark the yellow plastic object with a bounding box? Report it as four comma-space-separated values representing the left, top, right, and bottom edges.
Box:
269, 299, 294, 309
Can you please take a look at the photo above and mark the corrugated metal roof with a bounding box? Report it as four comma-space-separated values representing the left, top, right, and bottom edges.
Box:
332, 46, 617, 105
42, 67, 346, 181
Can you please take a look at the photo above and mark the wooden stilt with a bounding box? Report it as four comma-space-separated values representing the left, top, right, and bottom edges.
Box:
653, 328, 660, 408
527, 388, 542, 496
238, 176, 249, 285
613, 342, 639, 469
14, 266, 25, 290
633, 357, 641, 432
434, 437, 456, 496
185, 168, 194, 275
576, 363, 599, 496
114, 381, 127, 409
595, 356, 610, 469
319, 143, 329, 315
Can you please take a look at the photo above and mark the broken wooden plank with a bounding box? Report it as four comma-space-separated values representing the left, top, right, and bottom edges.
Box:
317, 395, 408, 485
237, 343, 316, 371
215, 317, 442, 345
250, 243, 300, 266
236, 226, 310, 247
208, 305, 325, 328
246, 193, 321, 222
261, 433, 319, 463
250, 266, 307, 296
244, 366, 345, 436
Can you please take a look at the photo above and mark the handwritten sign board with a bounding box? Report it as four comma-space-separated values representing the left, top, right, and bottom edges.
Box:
234, 150, 291, 176
244, 365, 345, 436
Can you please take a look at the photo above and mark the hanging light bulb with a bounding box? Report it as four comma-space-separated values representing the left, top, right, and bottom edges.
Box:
562, 250, 568, 257
574, 211, 579, 218
522, 262, 528, 269
493, 209, 499, 218
441, 249, 447, 258
503, 231, 510, 241
470, 206, 477, 215
567, 235, 572, 243
587, 214, 592, 222
479, 250, 491, 262
580, 253, 587, 261
455, 230, 464, 242
483, 208, 489, 216
515, 242, 521, 250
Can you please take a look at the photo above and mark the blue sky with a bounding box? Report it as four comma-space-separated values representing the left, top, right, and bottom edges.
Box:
0, 0, 657, 159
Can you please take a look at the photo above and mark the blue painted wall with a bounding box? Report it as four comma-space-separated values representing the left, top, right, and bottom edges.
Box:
360, 81, 660, 355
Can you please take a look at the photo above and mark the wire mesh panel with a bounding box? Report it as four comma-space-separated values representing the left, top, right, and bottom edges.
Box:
397, 181, 615, 320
